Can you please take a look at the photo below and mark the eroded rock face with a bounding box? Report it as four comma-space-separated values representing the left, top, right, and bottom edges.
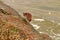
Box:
0, 13, 40, 40
0, 1, 52, 40
0, 1, 19, 16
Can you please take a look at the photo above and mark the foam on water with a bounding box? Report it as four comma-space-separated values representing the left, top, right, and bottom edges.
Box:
51, 29, 60, 36
48, 12, 52, 15
33, 18, 45, 22
31, 24, 40, 30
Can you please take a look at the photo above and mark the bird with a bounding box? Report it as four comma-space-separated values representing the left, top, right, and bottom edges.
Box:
23, 12, 32, 22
